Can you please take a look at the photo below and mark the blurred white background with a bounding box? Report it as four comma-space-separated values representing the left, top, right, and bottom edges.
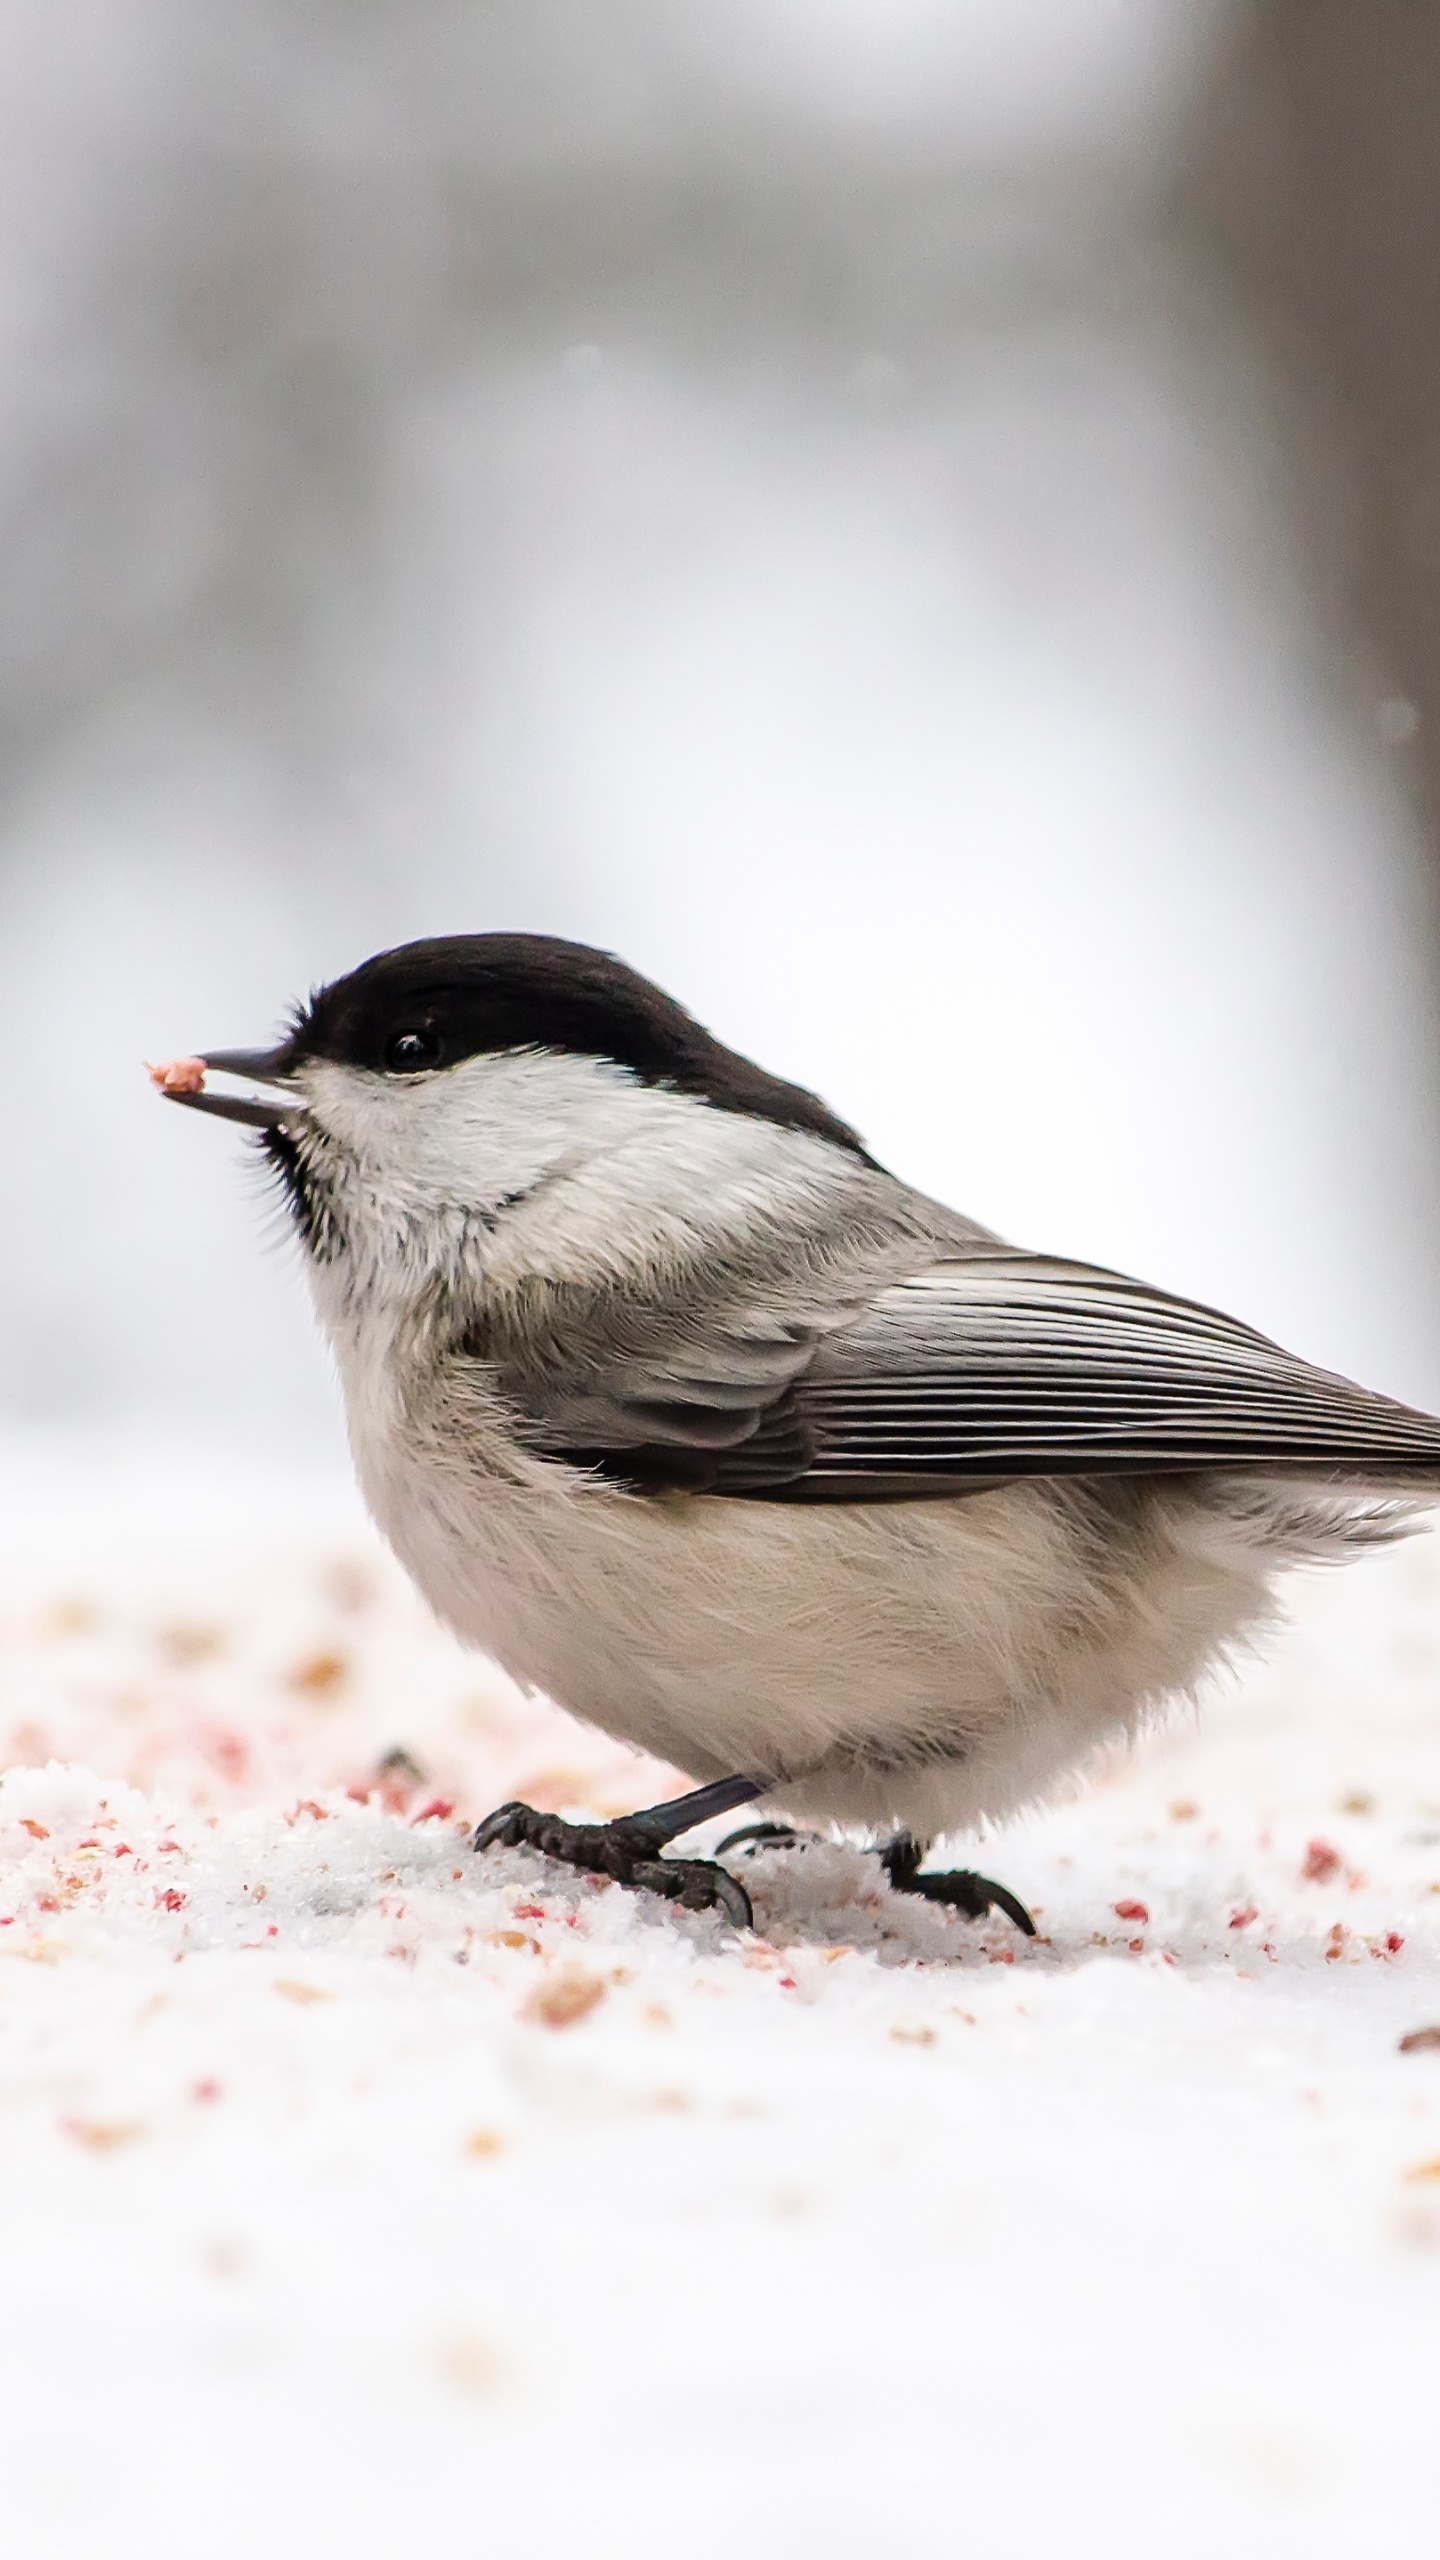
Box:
3, 0, 1439, 1462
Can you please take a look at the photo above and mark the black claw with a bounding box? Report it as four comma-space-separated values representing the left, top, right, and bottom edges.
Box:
976, 1877, 1037, 1936
907, 1871, 1037, 1936
629, 1854, 754, 1930
879, 1835, 1035, 1936
715, 1821, 809, 1858
471, 1801, 529, 1855
471, 1798, 753, 1930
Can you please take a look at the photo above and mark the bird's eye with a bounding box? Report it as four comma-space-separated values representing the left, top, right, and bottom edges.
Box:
383, 1026, 443, 1073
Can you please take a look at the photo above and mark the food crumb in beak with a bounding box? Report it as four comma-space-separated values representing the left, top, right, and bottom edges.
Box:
146, 1057, 207, 1096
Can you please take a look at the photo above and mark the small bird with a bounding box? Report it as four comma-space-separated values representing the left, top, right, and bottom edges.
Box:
153, 934, 1440, 1934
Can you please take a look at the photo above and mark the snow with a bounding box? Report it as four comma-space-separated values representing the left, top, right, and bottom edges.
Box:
1, 1439, 1439, 2557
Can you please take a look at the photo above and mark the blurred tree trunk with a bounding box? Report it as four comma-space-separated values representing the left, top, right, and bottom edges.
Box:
1180, 0, 1440, 833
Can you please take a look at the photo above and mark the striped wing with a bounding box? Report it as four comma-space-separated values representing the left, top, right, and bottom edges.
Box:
504, 1250, 1440, 1498
778, 1256, 1440, 1496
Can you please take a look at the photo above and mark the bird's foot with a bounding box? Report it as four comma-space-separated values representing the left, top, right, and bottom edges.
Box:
720, 1820, 1035, 1937
715, 1820, 820, 1859
879, 1833, 1035, 1936
472, 1773, 763, 1930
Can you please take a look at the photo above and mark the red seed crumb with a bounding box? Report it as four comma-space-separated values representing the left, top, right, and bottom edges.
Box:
1113, 1900, 1149, 1923
513, 1903, 546, 1921
1386, 1933, 1405, 1954
1229, 1905, 1259, 1930
19, 1819, 49, 1840
1303, 1838, 1342, 1883
1128, 1937, 1146, 1953
147, 1056, 207, 1096
156, 1888, 187, 1913
412, 1797, 456, 1824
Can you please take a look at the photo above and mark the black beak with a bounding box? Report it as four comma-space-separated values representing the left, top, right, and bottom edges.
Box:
155, 1045, 306, 1130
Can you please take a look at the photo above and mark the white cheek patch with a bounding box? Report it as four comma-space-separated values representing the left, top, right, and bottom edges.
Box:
298, 1047, 857, 1239
300, 1049, 639, 1211
286, 1043, 889, 1371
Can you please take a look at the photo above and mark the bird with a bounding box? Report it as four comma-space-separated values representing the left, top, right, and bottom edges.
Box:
151, 933, 1440, 1935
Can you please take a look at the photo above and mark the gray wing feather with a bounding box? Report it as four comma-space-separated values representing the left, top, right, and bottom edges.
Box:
790, 1258, 1440, 1490
503, 1314, 830, 1460
493, 1249, 1440, 1494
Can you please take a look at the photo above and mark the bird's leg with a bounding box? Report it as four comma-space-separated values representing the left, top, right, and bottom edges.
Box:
879, 1833, 1036, 1936
472, 1773, 764, 1929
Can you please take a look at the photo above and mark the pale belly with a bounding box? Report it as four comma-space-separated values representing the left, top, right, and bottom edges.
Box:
357, 1412, 1283, 1839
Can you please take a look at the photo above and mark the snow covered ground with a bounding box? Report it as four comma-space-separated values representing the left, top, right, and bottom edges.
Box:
1, 1437, 1439, 2558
